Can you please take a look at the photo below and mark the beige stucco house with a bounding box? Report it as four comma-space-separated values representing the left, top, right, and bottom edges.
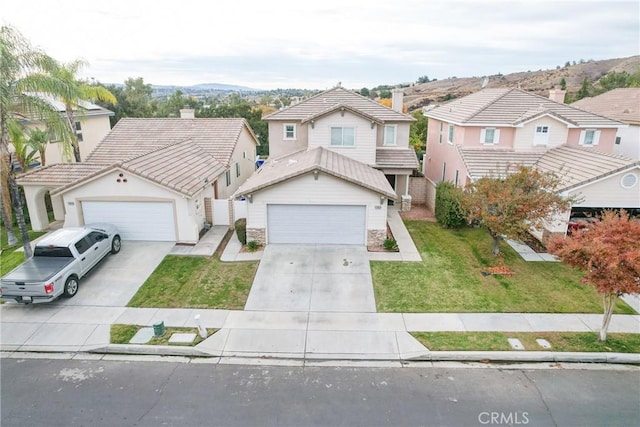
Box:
233, 86, 419, 246
17, 111, 259, 244
422, 88, 639, 236
19, 94, 114, 165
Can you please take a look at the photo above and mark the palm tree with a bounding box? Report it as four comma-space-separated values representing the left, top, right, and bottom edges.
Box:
27, 127, 49, 167
1, 25, 74, 257
50, 60, 117, 162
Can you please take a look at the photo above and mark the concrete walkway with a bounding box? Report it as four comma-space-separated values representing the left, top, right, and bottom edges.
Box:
506, 239, 558, 262
1, 304, 638, 359
368, 207, 422, 262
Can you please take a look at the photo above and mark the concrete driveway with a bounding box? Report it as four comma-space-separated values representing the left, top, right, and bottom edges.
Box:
245, 245, 376, 312
53, 241, 174, 307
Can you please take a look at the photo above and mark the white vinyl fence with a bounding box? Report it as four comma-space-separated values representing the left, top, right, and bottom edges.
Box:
212, 199, 247, 225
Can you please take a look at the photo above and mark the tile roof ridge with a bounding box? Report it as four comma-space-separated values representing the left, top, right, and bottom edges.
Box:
550, 143, 634, 161
463, 88, 514, 122
121, 137, 196, 164
515, 89, 624, 124
262, 87, 337, 119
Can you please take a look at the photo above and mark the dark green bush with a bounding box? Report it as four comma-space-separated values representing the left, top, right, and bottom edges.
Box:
435, 181, 467, 228
234, 218, 247, 245
246, 240, 260, 252
383, 238, 398, 251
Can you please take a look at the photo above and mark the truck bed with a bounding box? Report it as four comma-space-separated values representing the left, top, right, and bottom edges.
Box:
1, 257, 75, 284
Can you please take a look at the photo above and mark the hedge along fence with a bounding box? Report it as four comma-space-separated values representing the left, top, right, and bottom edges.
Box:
435, 181, 467, 228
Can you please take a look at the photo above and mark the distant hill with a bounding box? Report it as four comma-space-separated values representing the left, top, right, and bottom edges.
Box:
158, 82, 257, 92
403, 55, 640, 111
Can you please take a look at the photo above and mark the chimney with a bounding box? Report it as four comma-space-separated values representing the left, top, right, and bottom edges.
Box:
179, 108, 195, 119
391, 88, 404, 112
548, 88, 566, 104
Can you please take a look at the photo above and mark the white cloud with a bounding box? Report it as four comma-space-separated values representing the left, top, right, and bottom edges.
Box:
2, 0, 638, 89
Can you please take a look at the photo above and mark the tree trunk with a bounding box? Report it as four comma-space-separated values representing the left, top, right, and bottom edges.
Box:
39, 147, 46, 167
9, 176, 32, 258
600, 293, 618, 341
0, 122, 13, 224
65, 105, 81, 163
489, 230, 501, 256
0, 194, 17, 246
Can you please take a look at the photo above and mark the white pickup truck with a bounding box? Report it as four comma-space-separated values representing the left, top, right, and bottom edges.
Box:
0, 224, 121, 304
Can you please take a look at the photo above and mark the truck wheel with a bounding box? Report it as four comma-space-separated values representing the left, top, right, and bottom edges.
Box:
63, 276, 79, 298
111, 235, 121, 254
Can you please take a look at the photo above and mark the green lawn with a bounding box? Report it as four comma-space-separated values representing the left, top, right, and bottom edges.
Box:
110, 324, 217, 346
127, 255, 258, 309
1, 226, 47, 275
372, 221, 635, 314
412, 332, 640, 353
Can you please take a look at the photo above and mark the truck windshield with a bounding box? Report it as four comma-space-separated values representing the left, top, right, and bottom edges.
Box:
34, 246, 73, 257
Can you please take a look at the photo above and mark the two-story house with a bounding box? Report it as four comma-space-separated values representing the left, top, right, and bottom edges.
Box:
233, 85, 419, 246
572, 88, 640, 160
17, 109, 260, 244
19, 93, 114, 165
423, 88, 639, 236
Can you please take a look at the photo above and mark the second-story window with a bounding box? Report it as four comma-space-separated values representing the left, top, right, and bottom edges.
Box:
482, 127, 499, 145
330, 127, 355, 147
447, 124, 454, 144
383, 125, 397, 146
580, 129, 600, 146
225, 170, 231, 187
284, 124, 296, 140
236, 162, 240, 177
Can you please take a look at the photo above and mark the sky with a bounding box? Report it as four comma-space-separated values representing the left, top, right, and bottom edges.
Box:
2, 0, 639, 90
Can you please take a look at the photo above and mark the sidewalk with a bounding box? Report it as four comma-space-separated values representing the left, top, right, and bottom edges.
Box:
2, 304, 638, 360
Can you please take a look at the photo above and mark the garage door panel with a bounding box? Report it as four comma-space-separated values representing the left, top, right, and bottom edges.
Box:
267, 204, 365, 245
82, 201, 176, 241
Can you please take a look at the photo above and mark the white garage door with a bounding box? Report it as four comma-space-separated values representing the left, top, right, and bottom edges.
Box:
82, 201, 176, 241
267, 204, 366, 245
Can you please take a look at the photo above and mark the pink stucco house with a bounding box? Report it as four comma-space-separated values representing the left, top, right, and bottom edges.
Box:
422, 88, 640, 236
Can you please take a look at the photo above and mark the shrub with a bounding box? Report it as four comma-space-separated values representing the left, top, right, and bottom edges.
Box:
383, 238, 398, 251
234, 218, 247, 245
246, 240, 260, 252
435, 181, 467, 228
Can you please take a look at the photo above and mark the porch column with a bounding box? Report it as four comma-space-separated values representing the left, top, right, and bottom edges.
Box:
51, 194, 65, 221
404, 174, 409, 196
22, 186, 49, 231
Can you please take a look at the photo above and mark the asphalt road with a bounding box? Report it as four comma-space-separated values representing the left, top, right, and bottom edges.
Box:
1, 358, 639, 427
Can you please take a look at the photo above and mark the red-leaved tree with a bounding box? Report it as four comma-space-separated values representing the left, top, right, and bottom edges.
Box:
464, 165, 571, 255
547, 210, 640, 341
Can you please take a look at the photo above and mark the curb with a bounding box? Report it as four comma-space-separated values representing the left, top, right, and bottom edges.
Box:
75, 346, 640, 365
90, 344, 214, 357
411, 351, 640, 365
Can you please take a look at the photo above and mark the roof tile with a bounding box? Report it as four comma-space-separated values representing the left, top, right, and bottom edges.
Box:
264, 87, 414, 123
234, 147, 396, 199
426, 88, 623, 127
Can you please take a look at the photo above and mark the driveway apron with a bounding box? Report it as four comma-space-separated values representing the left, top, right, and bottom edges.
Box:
245, 245, 376, 312
58, 241, 174, 307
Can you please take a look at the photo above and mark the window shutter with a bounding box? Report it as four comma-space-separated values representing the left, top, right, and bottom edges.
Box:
593, 130, 601, 146
494, 129, 500, 144
480, 129, 486, 144
578, 130, 586, 145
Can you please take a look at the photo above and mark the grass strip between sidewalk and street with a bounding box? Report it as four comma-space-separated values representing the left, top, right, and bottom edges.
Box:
127, 255, 258, 309
372, 221, 636, 314
411, 332, 640, 353
110, 324, 218, 346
